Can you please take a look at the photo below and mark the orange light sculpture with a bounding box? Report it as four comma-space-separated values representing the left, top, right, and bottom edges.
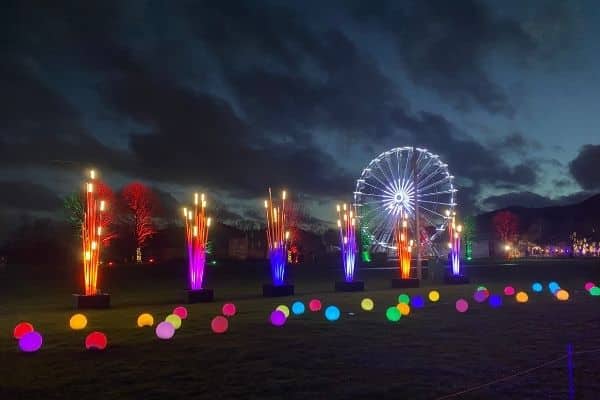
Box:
394, 216, 413, 279
82, 170, 106, 295
265, 188, 289, 286
183, 193, 211, 290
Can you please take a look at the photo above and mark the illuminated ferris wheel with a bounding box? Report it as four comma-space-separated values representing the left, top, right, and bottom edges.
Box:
353, 147, 456, 251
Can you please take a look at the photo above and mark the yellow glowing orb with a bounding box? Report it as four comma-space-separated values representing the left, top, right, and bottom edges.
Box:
165, 314, 182, 330
556, 289, 569, 301
360, 298, 374, 311
428, 290, 440, 302
515, 291, 529, 303
396, 303, 411, 316
69, 313, 88, 330
276, 305, 290, 318
137, 313, 154, 327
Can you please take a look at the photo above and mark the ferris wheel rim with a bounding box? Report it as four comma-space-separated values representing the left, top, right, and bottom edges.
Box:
353, 146, 457, 250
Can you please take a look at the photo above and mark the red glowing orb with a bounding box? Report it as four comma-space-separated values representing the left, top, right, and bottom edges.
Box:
13, 322, 34, 340
211, 316, 229, 334
222, 303, 237, 317
173, 306, 188, 320
85, 331, 108, 351
308, 299, 322, 312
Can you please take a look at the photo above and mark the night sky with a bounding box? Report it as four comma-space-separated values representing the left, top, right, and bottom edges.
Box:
1, 1, 600, 231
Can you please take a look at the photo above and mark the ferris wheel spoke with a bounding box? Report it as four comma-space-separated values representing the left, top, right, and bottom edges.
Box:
368, 167, 397, 196
419, 176, 451, 193
357, 180, 391, 196
418, 204, 447, 219
419, 190, 454, 197
417, 155, 435, 182
418, 200, 456, 206
417, 165, 444, 187
375, 159, 397, 194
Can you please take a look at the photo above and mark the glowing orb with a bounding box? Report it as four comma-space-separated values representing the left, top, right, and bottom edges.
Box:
386, 306, 401, 322
308, 299, 322, 312
473, 290, 488, 303
428, 290, 440, 302
270, 310, 286, 327
455, 299, 469, 313
515, 291, 529, 303
13, 322, 34, 340
19, 331, 42, 352
136, 313, 154, 327
173, 306, 188, 320
155, 321, 175, 339
477, 286, 487, 291
276, 305, 290, 318
324, 305, 341, 321
411, 295, 425, 308
548, 282, 560, 294
503, 286, 515, 296
165, 314, 182, 330
590, 286, 600, 296
69, 313, 88, 330
396, 303, 410, 316
211, 316, 229, 333
531, 283, 543, 292
584, 282, 595, 291
488, 294, 502, 308
222, 303, 237, 317
85, 331, 107, 350
397, 294, 410, 304
360, 298, 374, 311
556, 289, 569, 301
291, 301, 305, 315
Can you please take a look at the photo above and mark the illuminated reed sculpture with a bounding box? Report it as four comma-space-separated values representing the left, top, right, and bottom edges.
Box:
183, 193, 214, 302
262, 188, 294, 297
391, 214, 420, 288
334, 203, 364, 291
444, 210, 469, 284
74, 170, 111, 309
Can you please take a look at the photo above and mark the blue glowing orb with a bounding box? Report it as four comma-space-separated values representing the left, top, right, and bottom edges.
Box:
488, 294, 502, 308
411, 295, 425, 308
324, 305, 341, 321
548, 281, 560, 294
291, 301, 305, 315
532, 282, 543, 292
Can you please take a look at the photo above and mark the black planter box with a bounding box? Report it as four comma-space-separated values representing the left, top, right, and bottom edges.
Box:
73, 293, 110, 309
186, 288, 214, 303
335, 280, 365, 292
391, 278, 420, 288
444, 274, 470, 284
262, 283, 294, 297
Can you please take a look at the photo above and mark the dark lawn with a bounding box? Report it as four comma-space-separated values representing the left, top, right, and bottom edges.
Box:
1, 259, 600, 399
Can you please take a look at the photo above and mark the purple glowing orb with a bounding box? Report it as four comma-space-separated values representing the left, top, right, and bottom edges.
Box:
19, 331, 43, 353
270, 310, 286, 327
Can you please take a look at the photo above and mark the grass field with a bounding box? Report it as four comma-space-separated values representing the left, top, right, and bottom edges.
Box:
1, 259, 600, 399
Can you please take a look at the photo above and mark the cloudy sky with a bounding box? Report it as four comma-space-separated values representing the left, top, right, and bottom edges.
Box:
1, 0, 599, 229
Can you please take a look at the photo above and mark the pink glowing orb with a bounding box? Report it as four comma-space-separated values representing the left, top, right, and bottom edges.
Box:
270, 310, 287, 326
13, 322, 34, 340
173, 306, 188, 320
85, 331, 107, 351
308, 299, 322, 312
584, 282, 595, 291
222, 303, 237, 317
19, 331, 43, 353
211, 316, 229, 334
455, 299, 469, 313
155, 321, 175, 340
503, 286, 516, 296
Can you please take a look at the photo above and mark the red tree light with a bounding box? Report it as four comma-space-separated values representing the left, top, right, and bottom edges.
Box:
492, 210, 519, 243
120, 182, 158, 261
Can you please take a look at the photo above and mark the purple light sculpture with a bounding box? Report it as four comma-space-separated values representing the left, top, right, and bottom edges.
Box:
265, 188, 289, 286
183, 193, 211, 290
446, 210, 463, 276
336, 203, 357, 282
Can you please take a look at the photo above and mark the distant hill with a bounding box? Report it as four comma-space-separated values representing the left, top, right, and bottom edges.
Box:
475, 193, 600, 243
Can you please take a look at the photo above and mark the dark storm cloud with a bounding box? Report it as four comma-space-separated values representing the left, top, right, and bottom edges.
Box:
351, 0, 535, 116
0, 181, 62, 212
481, 190, 595, 210
493, 132, 542, 156
569, 145, 600, 190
